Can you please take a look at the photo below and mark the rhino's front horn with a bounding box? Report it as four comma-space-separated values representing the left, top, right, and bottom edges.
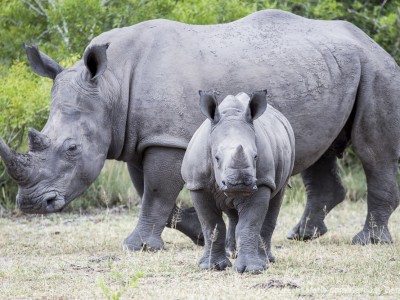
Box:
28, 128, 50, 151
0, 137, 33, 185
232, 145, 246, 162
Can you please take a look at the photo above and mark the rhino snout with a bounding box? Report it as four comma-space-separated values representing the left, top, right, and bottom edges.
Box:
17, 191, 66, 214
220, 173, 257, 196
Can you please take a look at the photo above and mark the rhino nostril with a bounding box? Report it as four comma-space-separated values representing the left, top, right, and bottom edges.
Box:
46, 196, 57, 208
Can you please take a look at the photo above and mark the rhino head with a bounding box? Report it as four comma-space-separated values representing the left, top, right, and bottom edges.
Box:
0, 44, 117, 213
199, 90, 268, 198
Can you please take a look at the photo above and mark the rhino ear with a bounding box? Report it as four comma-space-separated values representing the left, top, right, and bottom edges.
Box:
199, 90, 220, 123
24, 44, 64, 80
83, 43, 109, 80
247, 90, 268, 121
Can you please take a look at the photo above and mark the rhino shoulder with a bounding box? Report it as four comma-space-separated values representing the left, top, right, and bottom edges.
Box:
255, 105, 295, 196
181, 120, 212, 191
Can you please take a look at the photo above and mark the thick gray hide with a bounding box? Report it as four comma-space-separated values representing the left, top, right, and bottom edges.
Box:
1, 10, 399, 249
182, 93, 295, 196
182, 92, 295, 272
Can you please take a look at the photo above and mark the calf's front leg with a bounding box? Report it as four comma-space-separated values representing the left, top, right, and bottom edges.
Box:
234, 186, 270, 273
191, 190, 231, 270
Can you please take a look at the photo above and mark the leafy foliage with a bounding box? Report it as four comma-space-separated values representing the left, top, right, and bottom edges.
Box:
0, 0, 399, 63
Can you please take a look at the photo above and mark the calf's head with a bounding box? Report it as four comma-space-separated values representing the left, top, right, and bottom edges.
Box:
0, 44, 115, 213
199, 90, 267, 197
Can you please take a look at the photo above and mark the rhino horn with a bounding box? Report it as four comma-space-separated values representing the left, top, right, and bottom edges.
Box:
0, 137, 33, 184
28, 128, 50, 151
231, 145, 247, 164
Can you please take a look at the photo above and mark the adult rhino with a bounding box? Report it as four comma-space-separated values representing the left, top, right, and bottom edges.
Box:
0, 10, 399, 249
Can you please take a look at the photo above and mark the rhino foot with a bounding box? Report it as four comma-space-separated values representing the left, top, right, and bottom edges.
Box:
122, 230, 164, 251
287, 220, 328, 241
198, 254, 232, 271
234, 254, 267, 274
352, 227, 392, 245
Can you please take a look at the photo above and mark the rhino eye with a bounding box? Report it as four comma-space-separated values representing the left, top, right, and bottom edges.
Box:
254, 154, 258, 160
215, 156, 220, 163
68, 145, 77, 151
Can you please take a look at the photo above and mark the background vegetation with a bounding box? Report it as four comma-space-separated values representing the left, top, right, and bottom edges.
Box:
0, 0, 399, 211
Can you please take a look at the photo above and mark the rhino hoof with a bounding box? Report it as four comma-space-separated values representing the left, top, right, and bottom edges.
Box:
198, 255, 232, 271
234, 255, 266, 274
287, 221, 327, 241
122, 232, 164, 251
352, 228, 392, 245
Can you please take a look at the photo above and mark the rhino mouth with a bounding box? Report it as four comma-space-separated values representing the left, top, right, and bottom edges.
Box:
221, 180, 258, 197
17, 191, 66, 214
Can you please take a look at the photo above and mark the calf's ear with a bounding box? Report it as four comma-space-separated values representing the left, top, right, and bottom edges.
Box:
247, 89, 268, 121
83, 43, 109, 80
24, 44, 64, 80
199, 90, 220, 123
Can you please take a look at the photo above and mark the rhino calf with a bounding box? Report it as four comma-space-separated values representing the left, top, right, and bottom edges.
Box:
182, 90, 294, 272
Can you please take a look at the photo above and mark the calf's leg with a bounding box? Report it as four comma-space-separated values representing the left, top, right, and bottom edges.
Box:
191, 190, 231, 270
234, 187, 270, 273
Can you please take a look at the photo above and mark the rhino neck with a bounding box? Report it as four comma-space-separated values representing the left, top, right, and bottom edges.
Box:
99, 66, 129, 161
105, 64, 139, 162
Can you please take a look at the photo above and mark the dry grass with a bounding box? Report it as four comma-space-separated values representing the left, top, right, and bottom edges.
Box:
1, 200, 400, 300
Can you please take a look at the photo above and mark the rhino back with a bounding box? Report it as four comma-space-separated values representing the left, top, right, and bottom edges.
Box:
87, 10, 396, 171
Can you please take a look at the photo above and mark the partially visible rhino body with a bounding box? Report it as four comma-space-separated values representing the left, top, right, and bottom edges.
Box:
0, 10, 399, 249
182, 91, 295, 272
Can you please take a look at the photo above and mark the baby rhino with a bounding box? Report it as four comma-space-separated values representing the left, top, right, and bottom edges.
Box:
182, 90, 295, 273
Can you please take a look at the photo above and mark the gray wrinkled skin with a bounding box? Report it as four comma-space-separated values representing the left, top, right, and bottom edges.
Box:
182, 91, 295, 272
0, 10, 399, 249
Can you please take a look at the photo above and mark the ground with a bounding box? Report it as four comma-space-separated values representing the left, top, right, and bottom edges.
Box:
1, 200, 400, 299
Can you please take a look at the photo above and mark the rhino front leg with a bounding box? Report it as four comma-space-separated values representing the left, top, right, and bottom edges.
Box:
259, 187, 285, 263
122, 147, 185, 251
287, 154, 346, 241
191, 190, 231, 271
234, 187, 270, 273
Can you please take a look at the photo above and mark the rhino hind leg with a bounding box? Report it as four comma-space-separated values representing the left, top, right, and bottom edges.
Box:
287, 153, 346, 241
351, 153, 399, 245
122, 147, 185, 251
349, 74, 400, 245
351, 144, 399, 245
225, 209, 238, 258
166, 206, 205, 246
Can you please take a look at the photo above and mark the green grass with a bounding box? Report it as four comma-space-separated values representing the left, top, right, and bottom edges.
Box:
1, 200, 399, 299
